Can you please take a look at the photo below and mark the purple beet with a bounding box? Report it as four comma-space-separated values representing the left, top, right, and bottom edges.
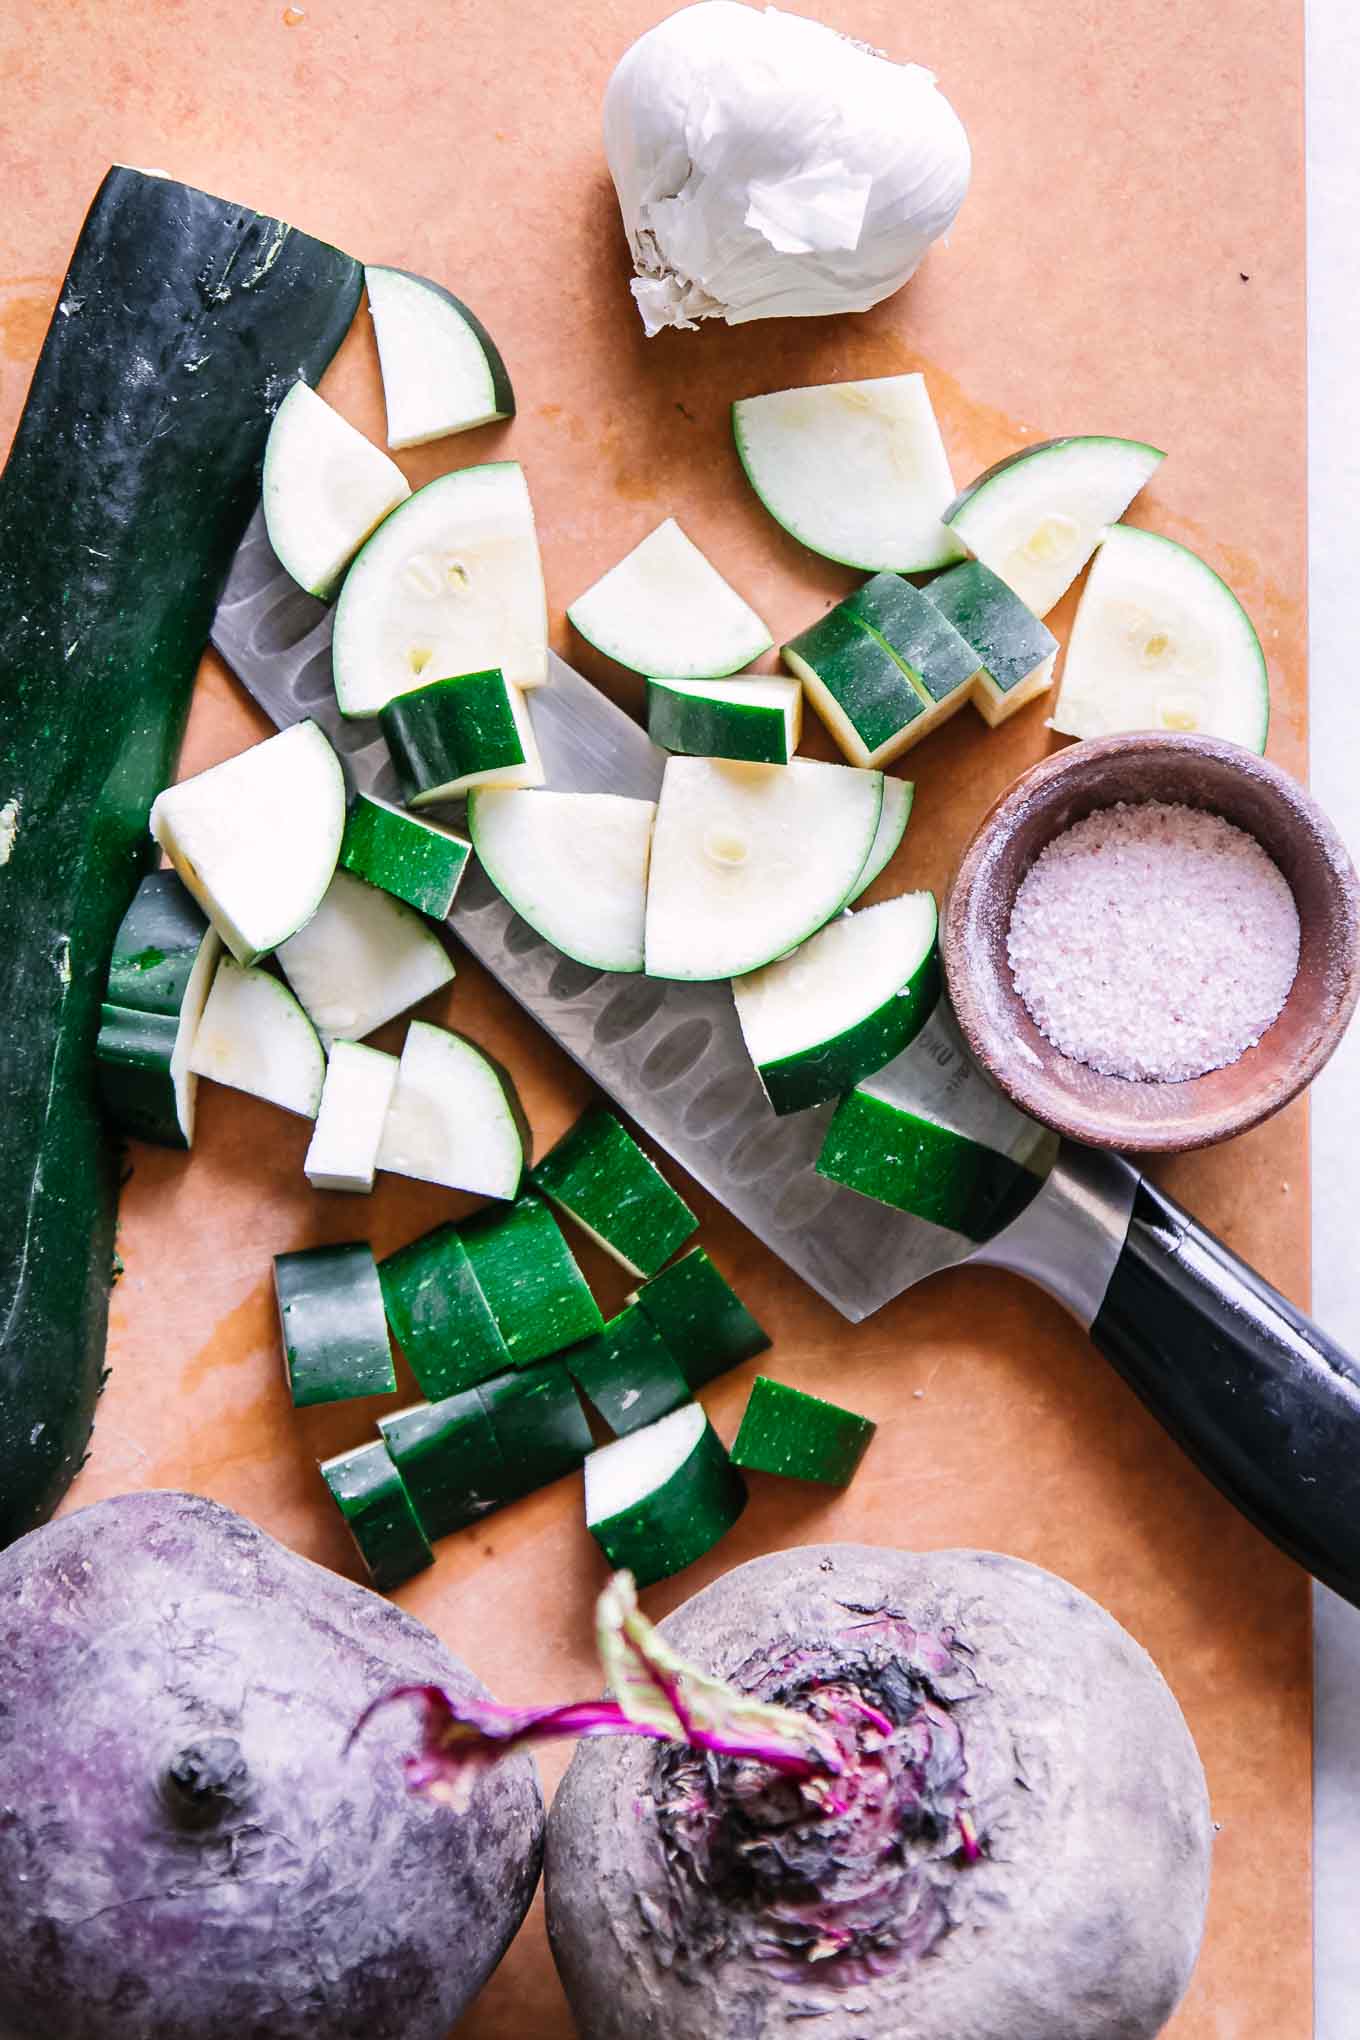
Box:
545, 1544, 1212, 2039
0, 1490, 542, 2040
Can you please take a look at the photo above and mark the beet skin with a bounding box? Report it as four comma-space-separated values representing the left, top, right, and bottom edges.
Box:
546, 1544, 1212, 2040
0, 1490, 543, 2040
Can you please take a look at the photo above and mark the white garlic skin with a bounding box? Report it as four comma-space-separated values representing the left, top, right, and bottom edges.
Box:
603, 1, 972, 335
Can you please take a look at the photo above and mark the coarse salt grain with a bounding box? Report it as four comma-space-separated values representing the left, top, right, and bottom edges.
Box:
1007, 800, 1300, 1083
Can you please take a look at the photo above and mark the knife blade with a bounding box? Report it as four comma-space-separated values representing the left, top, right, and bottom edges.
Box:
209, 507, 1050, 1320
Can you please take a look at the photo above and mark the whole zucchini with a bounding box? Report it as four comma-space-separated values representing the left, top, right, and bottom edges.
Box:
0, 170, 362, 1547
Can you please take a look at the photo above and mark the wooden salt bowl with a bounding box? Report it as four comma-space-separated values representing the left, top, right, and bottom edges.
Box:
943, 732, 1360, 1153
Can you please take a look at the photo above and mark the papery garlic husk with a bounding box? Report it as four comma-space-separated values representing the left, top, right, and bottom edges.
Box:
603, 1, 972, 336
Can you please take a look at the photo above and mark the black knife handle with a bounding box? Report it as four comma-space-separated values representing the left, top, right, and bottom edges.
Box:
1089, 1176, 1360, 1603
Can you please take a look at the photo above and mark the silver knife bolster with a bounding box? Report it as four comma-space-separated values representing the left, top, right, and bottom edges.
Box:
972, 1143, 1139, 1331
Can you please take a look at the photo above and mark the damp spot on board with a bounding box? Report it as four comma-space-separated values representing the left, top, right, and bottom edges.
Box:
1, 285, 58, 364
181, 1281, 274, 1396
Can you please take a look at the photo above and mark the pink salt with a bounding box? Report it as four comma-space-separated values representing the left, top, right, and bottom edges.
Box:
1006, 800, 1300, 1083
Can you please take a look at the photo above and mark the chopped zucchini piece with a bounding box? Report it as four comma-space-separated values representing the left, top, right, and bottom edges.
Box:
847, 776, 913, 902
1048, 524, 1269, 751
566, 1307, 691, 1437
731, 1374, 876, 1485
149, 720, 345, 965
262, 379, 410, 600
96, 1009, 195, 1152
585, 1405, 747, 1589
380, 666, 545, 807
460, 1195, 604, 1368
319, 1440, 433, 1590
104, 870, 217, 1014
784, 572, 980, 764
531, 1107, 698, 1278
816, 1089, 1044, 1240
96, 872, 221, 1148
784, 603, 928, 763
376, 1021, 527, 1198
943, 434, 1165, 618
643, 755, 883, 981
378, 1220, 511, 1399
467, 788, 656, 973
332, 462, 549, 713
846, 571, 980, 731
733, 891, 940, 1114
274, 1241, 396, 1407
365, 264, 515, 448
304, 1041, 399, 1193
646, 676, 802, 765
924, 559, 1058, 725
476, 1362, 594, 1496
631, 1247, 770, 1389
378, 1390, 509, 1539
276, 868, 454, 1047
732, 375, 965, 573
568, 518, 772, 679
337, 792, 472, 919
188, 956, 325, 1118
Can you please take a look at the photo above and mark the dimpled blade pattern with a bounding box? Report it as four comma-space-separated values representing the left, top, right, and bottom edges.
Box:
210, 509, 1042, 1318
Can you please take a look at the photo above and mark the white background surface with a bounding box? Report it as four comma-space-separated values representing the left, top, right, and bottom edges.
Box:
1305, 0, 1359, 2029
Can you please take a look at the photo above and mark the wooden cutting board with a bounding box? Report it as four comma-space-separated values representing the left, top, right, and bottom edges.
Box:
0, 0, 1310, 2033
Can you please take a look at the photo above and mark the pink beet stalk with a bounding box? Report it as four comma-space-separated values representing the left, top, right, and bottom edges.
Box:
351, 1682, 839, 1795
352, 1568, 987, 1936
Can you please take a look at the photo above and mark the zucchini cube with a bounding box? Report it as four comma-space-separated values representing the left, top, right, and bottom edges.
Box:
379, 666, 544, 806
531, 1107, 698, 1279
275, 1241, 397, 1407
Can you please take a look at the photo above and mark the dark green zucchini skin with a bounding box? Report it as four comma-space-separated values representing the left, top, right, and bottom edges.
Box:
0, 169, 361, 1548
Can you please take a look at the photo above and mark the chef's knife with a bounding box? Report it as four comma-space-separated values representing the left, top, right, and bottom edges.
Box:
212, 510, 1360, 1605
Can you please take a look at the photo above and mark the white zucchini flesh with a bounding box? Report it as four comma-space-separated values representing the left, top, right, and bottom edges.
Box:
149, 721, 345, 966
1049, 524, 1269, 751
585, 1402, 707, 1525
734, 893, 938, 1064
275, 869, 454, 1046
847, 777, 913, 902
261, 380, 410, 600
568, 518, 773, 679
331, 462, 549, 714
188, 957, 326, 1118
365, 265, 513, 448
643, 757, 883, 981
376, 1020, 524, 1197
304, 1041, 400, 1192
166, 927, 223, 1143
467, 788, 656, 972
971, 650, 1058, 728
732, 375, 965, 574
944, 435, 1165, 619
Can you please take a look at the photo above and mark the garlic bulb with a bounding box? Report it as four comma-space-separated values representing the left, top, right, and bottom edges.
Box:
603, 2, 971, 336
